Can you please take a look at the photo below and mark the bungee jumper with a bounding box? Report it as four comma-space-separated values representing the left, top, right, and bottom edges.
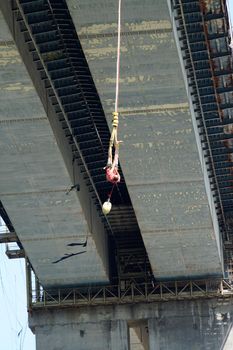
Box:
105, 113, 122, 185
102, 115, 122, 216
102, 0, 122, 216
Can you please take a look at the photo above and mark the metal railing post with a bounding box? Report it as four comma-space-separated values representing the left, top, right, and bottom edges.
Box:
25, 258, 32, 310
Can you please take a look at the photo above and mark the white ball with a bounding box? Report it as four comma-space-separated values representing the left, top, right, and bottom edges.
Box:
102, 201, 112, 215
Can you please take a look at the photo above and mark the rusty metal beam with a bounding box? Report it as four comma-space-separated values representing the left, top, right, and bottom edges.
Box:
0, 232, 18, 244
5, 248, 25, 259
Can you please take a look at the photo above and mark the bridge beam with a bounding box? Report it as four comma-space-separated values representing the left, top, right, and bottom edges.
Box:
29, 298, 233, 350
0, 232, 18, 244
0, 1, 110, 287
5, 248, 25, 259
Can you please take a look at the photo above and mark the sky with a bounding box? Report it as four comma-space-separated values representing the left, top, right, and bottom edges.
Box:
1, 3, 233, 350
0, 221, 35, 350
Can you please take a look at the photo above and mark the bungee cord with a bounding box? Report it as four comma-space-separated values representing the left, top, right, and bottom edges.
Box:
103, 0, 122, 215
115, 0, 121, 114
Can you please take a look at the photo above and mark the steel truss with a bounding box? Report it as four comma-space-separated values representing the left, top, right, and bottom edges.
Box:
28, 277, 233, 310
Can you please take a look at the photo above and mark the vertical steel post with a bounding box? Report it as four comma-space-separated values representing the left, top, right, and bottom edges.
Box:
35, 276, 40, 302
25, 258, 32, 310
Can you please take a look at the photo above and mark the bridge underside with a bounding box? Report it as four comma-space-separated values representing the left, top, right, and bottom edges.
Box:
66, 0, 223, 279
0, 10, 109, 288
1, 0, 231, 287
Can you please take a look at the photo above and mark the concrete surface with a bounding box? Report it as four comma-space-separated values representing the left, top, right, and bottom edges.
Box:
29, 298, 233, 350
129, 322, 149, 350
0, 0, 224, 285
66, 0, 223, 279
0, 10, 109, 287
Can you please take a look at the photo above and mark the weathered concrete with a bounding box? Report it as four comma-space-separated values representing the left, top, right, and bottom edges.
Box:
31, 316, 129, 350
30, 298, 233, 350
0, 10, 109, 287
129, 321, 149, 350
224, 326, 233, 350
66, 0, 224, 279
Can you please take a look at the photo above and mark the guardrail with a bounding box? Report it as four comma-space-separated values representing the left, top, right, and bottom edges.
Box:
28, 278, 233, 310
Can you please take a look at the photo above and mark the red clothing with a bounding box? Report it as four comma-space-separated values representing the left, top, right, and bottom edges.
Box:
106, 167, 120, 183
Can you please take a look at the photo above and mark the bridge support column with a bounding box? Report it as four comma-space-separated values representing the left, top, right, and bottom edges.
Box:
147, 303, 233, 350
29, 299, 233, 350
148, 319, 159, 350
111, 320, 129, 350
30, 309, 129, 350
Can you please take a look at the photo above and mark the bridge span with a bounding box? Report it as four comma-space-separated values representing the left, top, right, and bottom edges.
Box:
1, 0, 233, 349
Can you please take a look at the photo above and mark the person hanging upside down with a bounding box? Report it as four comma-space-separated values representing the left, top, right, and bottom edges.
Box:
105, 112, 122, 184
105, 141, 121, 184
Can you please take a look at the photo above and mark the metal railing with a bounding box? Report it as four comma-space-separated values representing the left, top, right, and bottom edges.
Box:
28, 278, 233, 310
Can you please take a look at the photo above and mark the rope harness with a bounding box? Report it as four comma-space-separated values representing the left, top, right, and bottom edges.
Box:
109, 112, 119, 158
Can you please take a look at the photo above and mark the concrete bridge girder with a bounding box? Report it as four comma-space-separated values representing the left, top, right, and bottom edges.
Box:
0, 9, 109, 287
66, 0, 223, 279
0, 0, 226, 285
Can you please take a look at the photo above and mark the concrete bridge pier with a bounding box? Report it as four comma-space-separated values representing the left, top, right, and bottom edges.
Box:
30, 314, 129, 350
29, 299, 233, 350
147, 300, 233, 350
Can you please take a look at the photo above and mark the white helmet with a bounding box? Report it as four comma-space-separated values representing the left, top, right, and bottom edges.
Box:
102, 200, 112, 215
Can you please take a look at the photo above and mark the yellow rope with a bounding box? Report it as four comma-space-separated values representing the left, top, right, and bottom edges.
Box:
112, 111, 119, 128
